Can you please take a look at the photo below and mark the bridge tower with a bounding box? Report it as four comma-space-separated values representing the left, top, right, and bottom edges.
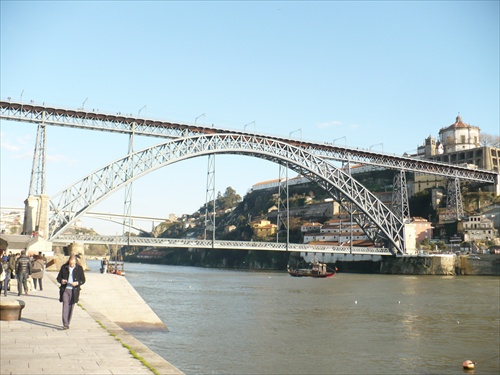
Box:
204, 154, 216, 242
123, 123, 135, 239
445, 178, 464, 220
392, 171, 410, 223
23, 121, 50, 238
276, 163, 289, 245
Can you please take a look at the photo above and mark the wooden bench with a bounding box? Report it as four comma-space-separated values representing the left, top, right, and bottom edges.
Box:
0, 299, 26, 321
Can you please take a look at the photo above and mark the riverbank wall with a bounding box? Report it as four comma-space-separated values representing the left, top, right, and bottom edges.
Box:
305, 253, 500, 275
126, 249, 500, 275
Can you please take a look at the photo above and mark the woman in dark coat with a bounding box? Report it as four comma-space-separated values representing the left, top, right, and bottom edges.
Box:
56, 255, 86, 329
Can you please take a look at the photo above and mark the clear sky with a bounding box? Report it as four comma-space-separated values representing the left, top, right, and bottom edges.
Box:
1, 1, 499, 235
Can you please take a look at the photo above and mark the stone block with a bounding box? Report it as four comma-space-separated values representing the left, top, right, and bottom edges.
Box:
0, 299, 26, 321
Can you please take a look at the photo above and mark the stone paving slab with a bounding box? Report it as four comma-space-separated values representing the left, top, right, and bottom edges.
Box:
0, 272, 183, 375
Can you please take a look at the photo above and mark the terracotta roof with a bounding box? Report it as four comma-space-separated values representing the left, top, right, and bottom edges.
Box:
442, 115, 476, 131
252, 178, 282, 186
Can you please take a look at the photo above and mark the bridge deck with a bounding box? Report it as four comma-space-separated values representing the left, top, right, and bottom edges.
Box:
53, 235, 393, 255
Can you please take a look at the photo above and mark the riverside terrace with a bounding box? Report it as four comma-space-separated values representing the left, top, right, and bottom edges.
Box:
0, 272, 184, 375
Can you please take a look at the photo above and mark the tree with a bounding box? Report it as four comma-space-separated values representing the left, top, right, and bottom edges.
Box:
216, 186, 242, 210
480, 133, 500, 147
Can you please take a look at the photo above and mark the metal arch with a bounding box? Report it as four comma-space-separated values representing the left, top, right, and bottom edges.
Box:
47, 134, 405, 253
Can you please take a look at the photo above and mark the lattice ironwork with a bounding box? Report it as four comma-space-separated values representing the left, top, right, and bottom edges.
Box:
47, 134, 406, 254
445, 178, 464, 220
392, 171, 410, 223
1, 100, 497, 183
123, 128, 135, 237
204, 154, 216, 241
276, 163, 289, 244
53, 234, 393, 255
28, 123, 47, 196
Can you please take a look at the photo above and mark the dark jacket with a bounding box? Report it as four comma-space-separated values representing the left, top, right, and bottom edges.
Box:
8, 256, 16, 273
56, 263, 86, 304
15, 255, 31, 275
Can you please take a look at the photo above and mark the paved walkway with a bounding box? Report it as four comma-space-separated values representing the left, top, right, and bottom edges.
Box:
0, 273, 183, 375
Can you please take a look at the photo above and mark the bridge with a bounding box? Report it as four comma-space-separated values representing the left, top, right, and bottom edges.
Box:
53, 234, 392, 255
1, 99, 498, 256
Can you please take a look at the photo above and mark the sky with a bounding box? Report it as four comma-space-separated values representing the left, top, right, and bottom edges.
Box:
1, 1, 499, 235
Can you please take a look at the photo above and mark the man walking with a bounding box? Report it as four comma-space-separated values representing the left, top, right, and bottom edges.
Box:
15, 249, 31, 296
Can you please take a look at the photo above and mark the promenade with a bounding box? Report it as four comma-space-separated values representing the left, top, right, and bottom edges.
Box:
0, 272, 184, 375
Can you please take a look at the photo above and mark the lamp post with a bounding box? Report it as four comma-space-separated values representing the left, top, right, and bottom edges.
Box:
195, 113, 205, 125
138, 105, 146, 117
333, 136, 346, 147
370, 143, 384, 153
289, 128, 302, 140
244, 121, 256, 132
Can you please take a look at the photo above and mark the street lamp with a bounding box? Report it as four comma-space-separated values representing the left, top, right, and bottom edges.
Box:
333, 136, 346, 147
370, 143, 384, 153
138, 105, 146, 117
195, 113, 205, 125
244, 121, 256, 132
289, 128, 302, 140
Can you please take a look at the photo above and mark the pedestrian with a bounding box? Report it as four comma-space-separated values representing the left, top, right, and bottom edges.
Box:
0, 256, 7, 295
56, 255, 86, 330
15, 249, 31, 296
7, 253, 18, 292
31, 255, 45, 291
102, 257, 108, 273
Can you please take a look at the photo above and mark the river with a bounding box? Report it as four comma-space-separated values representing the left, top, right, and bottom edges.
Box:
88, 261, 499, 375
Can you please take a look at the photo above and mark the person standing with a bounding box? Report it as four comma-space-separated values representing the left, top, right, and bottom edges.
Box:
56, 255, 86, 329
0, 256, 7, 295
31, 255, 45, 291
15, 250, 31, 296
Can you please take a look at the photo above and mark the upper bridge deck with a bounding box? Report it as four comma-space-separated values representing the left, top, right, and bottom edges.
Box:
1, 100, 498, 184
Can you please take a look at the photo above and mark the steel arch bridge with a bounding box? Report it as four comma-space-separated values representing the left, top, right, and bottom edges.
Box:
48, 133, 406, 254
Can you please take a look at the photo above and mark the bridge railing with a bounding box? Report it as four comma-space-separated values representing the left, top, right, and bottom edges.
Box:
53, 235, 393, 255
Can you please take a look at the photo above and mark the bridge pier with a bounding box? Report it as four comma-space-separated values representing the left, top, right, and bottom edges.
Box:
23, 194, 50, 238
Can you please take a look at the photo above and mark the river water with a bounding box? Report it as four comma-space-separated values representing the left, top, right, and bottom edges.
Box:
88, 261, 499, 375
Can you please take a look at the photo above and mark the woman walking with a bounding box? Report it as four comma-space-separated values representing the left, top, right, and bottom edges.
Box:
31, 255, 45, 291
56, 255, 86, 329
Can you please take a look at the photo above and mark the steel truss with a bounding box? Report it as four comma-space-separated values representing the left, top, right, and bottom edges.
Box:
392, 171, 410, 223
445, 178, 464, 220
29, 123, 47, 196
47, 134, 406, 254
53, 234, 392, 255
276, 163, 289, 243
204, 154, 216, 241
1, 100, 497, 183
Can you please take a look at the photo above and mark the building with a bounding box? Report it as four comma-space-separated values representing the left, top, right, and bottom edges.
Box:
460, 215, 498, 243
413, 116, 499, 195
302, 218, 369, 245
301, 222, 322, 233
411, 217, 433, 243
251, 219, 277, 238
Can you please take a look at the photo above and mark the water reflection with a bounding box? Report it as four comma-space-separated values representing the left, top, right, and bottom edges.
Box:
87, 261, 499, 375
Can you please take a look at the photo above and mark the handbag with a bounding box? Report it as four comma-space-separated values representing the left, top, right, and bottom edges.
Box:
0, 269, 5, 282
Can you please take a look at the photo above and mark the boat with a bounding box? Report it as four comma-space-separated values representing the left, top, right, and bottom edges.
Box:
287, 261, 337, 278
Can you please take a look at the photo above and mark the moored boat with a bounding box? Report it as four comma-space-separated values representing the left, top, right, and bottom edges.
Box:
287, 261, 336, 278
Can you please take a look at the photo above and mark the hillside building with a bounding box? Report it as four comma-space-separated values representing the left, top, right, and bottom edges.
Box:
251, 219, 277, 238
460, 215, 498, 243
413, 115, 499, 195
